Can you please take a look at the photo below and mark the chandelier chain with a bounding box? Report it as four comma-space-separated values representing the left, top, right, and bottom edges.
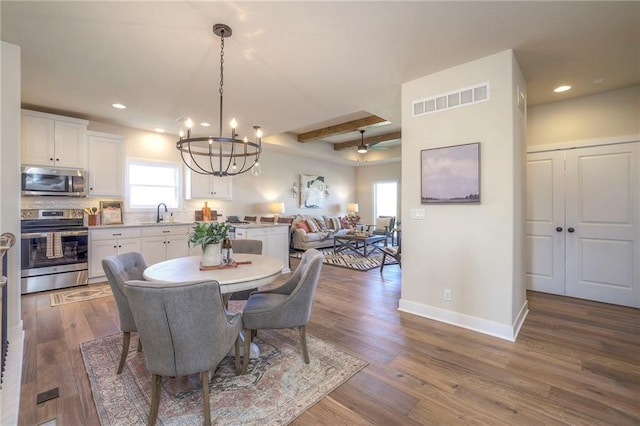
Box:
219, 31, 225, 98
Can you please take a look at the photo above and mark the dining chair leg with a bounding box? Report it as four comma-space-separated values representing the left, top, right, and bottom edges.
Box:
298, 325, 310, 364
234, 336, 241, 375
118, 332, 131, 374
242, 329, 252, 374
148, 374, 162, 426
137, 337, 143, 352
201, 370, 211, 426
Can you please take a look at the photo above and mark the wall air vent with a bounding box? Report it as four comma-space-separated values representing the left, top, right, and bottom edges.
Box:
412, 82, 490, 118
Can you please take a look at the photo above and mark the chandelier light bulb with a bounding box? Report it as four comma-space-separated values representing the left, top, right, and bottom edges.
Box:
230, 118, 237, 129
243, 136, 248, 143
179, 130, 184, 137
251, 161, 262, 176
185, 118, 194, 128
256, 128, 263, 138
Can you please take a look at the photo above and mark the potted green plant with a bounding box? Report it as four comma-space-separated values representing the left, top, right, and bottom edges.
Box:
189, 222, 231, 266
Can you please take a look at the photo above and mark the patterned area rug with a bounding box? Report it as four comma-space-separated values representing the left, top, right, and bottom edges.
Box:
291, 247, 399, 271
50, 283, 112, 307
81, 328, 367, 425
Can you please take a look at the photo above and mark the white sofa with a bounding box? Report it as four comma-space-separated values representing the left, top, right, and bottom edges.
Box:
291, 214, 351, 250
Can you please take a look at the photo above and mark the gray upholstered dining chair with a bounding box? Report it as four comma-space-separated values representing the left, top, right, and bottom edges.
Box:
102, 252, 147, 374
241, 248, 323, 374
124, 279, 242, 426
228, 239, 263, 301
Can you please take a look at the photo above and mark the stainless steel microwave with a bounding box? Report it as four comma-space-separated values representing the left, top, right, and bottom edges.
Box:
21, 166, 86, 197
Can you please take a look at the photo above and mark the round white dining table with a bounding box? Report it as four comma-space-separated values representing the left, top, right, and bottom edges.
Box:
142, 253, 284, 293
143, 253, 284, 360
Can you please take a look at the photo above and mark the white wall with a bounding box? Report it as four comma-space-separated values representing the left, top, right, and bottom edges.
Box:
22, 120, 358, 222
1, 40, 23, 426
399, 50, 527, 341
528, 85, 640, 147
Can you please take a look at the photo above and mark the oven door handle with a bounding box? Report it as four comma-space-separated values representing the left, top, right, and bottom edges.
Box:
21, 230, 88, 238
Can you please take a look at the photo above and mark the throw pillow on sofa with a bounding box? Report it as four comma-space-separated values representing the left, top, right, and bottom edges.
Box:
296, 221, 311, 233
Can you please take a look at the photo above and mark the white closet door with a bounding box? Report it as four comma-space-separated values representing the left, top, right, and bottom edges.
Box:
565, 143, 639, 307
526, 151, 566, 295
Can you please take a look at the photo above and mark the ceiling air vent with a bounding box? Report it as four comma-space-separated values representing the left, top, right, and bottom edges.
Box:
412, 82, 490, 118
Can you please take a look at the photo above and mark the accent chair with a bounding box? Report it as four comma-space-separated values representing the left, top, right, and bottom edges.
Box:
380, 244, 401, 272
367, 215, 396, 242
241, 248, 323, 373
124, 279, 242, 426
102, 252, 147, 374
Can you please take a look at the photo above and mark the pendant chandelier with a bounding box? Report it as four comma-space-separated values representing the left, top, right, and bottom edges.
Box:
177, 24, 262, 176
356, 129, 368, 154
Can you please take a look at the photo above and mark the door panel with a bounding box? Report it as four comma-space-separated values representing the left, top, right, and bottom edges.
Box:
526, 151, 565, 295
565, 143, 639, 307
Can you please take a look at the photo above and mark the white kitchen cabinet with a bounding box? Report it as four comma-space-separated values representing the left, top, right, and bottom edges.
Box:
141, 225, 190, 266
89, 227, 142, 280
234, 224, 290, 273
185, 169, 232, 200
87, 131, 124, 196
21, 109, 88, 168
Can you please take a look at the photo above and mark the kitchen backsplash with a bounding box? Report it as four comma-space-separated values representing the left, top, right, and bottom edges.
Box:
21, 196, 228, 225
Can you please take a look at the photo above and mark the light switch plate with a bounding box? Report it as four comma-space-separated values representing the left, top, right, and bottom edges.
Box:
410, 209, 425, 220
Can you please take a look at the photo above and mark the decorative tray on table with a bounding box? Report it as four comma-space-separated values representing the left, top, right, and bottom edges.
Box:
199, 260, 252, 271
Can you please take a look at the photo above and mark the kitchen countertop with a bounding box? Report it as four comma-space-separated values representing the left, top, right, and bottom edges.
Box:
88, 222, 196, 229
88, 222, 289, 230
232, 223, 289, 229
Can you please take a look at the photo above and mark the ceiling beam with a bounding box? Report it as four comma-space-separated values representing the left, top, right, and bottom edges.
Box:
296, 115, 387, 142
333, 131, 402, 151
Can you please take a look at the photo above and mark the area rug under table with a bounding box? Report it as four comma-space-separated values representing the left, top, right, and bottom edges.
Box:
291, 247, 399, 271
81, 328, 367, 425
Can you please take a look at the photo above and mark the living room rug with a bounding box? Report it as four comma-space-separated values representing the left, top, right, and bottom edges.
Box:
81, 328, 367, 425
291, 247, 398, 271
50, 283, 112, 307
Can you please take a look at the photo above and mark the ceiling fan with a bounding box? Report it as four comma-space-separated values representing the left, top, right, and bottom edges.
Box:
356, 129, 391, 153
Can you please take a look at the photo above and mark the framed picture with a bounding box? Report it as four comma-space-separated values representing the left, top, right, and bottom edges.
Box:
300, 175, 325, 209
100, 200, 124, 225
421, 142, 480, 204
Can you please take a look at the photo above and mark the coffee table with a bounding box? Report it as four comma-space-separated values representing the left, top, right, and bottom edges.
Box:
333, 234, 387, 257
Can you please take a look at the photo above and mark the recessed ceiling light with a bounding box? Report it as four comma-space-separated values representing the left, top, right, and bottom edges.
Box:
200, 122, 211, 127
112, 103, 126, 109
154, 128, 165, 133
553, 85, 571, 93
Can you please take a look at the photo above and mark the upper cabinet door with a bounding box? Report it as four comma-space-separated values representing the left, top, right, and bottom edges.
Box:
21, 114, 55, 166
87, 132, 124, 197
54, 121, 87, 168
21, 109, 88, 168
185, 169, 233, 200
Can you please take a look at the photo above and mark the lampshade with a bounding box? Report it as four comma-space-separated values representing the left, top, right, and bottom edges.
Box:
347, 202, 359, 213
269, 202, 285, 214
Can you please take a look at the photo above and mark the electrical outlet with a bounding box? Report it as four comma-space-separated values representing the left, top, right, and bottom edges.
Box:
443, 289, 452, 301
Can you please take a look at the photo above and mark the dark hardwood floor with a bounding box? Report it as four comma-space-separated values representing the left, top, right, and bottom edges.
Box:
19, 259, 640, 425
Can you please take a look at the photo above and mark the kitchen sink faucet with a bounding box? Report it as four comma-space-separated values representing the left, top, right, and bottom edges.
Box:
156, 203, 167, 223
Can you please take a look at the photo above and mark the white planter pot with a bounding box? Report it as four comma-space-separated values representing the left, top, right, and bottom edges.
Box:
201, 243, 222, 266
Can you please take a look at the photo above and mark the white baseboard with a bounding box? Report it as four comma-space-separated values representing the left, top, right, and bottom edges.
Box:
398, 299, 529, 342
1, 323, 24, 425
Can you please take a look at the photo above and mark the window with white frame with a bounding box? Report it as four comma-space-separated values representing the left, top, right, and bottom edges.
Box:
125, 160, 182, 210
374, 180, 398, 218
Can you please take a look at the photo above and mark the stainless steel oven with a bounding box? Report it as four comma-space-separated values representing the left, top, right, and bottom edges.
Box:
20, 209, 88, 294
